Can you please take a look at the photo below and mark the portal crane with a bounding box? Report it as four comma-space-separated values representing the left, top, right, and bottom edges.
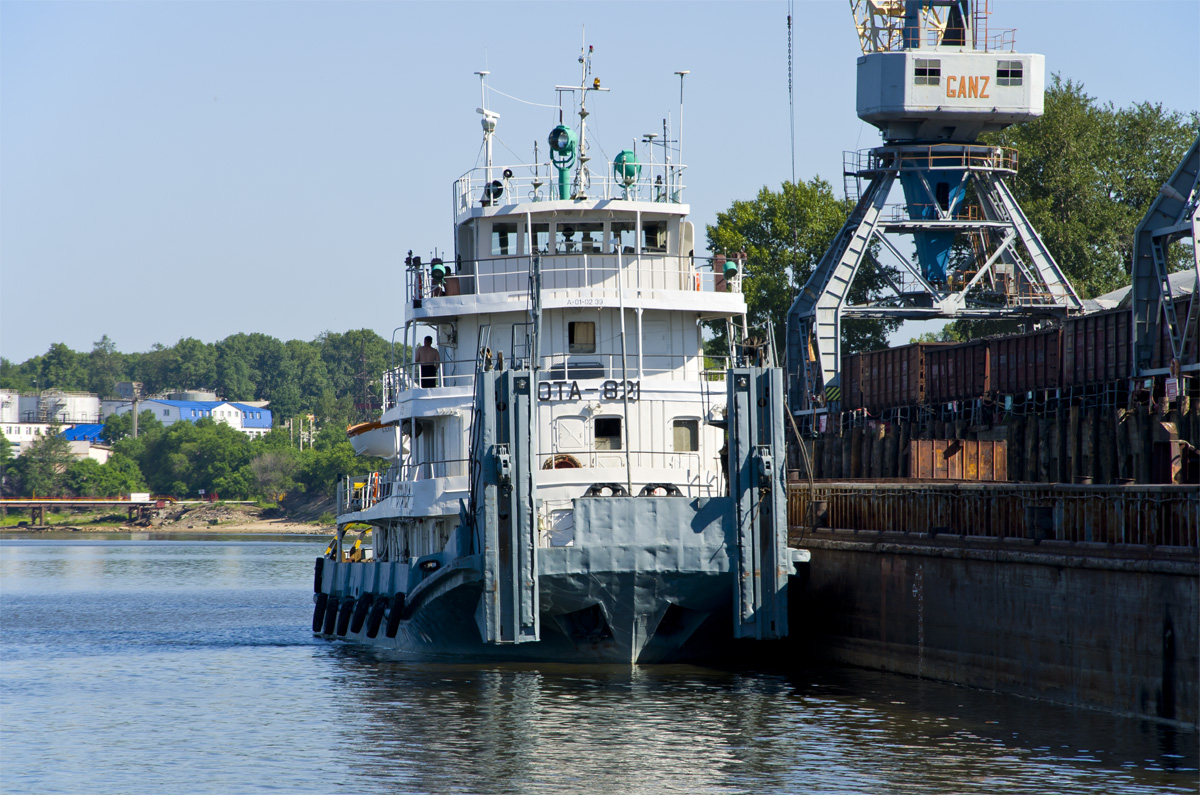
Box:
786, 0, 1082, 415
1131, 134, 1200, 378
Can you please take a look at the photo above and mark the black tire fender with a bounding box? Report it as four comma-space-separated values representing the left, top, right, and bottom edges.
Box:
335, 598, 355, 636
350, 594, 372, 633
365, 595, 387, 638
322, 596, 339, 635
385, 592, 406, 638
312, 592, 328, 632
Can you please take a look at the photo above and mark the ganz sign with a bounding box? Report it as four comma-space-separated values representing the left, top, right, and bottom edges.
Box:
945, 75, 990, 98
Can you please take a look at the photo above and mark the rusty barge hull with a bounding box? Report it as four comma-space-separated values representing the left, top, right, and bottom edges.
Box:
786, 481, 1199, 728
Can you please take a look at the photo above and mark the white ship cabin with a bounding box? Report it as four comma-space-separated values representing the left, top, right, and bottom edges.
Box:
343, 76, 764, 556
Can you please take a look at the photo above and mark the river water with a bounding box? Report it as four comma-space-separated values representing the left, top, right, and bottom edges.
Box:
1, 535, 1195, 795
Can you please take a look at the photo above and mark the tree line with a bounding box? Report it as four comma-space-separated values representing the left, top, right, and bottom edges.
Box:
0, 328, 400, 502
1, 411, 383, 502
0, 328, 400, 426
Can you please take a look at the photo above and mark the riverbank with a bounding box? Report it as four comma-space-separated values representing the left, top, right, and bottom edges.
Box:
0, 501, 332, 535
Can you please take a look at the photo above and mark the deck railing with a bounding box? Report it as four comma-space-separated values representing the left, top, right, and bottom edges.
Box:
383, 353, 733, 408
787, 481, 1199, 549
408, 253, 742, 305
452, 159, 688, 221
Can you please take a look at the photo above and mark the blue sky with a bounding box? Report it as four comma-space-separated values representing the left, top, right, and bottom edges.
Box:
2, 0, 1197, 363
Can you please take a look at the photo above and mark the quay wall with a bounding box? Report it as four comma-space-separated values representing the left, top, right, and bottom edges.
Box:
786, 484, 1200, 727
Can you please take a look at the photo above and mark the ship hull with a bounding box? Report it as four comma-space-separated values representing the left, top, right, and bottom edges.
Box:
317, 561, 734, 664
314, 494, 779, 663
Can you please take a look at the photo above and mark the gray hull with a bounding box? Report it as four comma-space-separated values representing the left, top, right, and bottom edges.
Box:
316, 496, 743, 663
318, 563, 733, 663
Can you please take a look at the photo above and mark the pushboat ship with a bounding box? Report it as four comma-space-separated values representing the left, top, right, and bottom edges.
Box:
313, 51, 809, 662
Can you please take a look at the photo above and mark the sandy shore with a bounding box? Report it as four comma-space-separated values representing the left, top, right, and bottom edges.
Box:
152, 519, 331, 535
4, 520, 331, 535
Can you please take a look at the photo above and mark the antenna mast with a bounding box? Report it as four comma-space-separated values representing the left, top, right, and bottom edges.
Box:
475, 70, 498, 188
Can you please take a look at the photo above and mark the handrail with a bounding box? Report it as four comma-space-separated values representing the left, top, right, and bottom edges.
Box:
338, 446, 718, 515
407, 253, 742, 304
850, 144, 1020, 175
787, 481, 1199, 549
452, 158, 688, 221
534, 449, 715, 497
383, 354, 733, 407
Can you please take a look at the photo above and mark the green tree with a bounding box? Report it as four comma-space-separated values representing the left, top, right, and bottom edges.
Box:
169, 337, 218, 390
86, 335, 126, 399
317, 329, 390, 421
65, 453, 147, 497
0, 358, 36, 392
285, 339, 331, 412
0, 429, 12, 489
10, 428, 74, 496
102, 409, 164, 444
706, 178, 900, 357
981, 76, 1198, 298
249, 449, 301, 502
39, 343, 87, 392
298, 441, 367, 498
132, 417, 256, 498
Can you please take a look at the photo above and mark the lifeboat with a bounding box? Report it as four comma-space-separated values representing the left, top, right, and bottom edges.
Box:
346, 421, 402, 460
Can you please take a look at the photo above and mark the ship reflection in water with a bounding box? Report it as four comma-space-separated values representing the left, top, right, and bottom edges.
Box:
325, 649, 1197, 795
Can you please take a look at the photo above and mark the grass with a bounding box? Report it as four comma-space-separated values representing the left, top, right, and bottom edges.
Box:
0, 509, 131, 528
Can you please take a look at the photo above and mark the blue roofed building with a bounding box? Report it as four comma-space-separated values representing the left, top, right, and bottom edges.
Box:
110, 400, 272, 438
231, 403, 273, 436
61, 424, 106, 443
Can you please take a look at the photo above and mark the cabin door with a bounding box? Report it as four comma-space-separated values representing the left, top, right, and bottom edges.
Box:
552, 416, 589, 469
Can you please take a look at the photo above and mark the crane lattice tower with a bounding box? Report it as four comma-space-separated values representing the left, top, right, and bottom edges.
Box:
786, 0, 1083, 415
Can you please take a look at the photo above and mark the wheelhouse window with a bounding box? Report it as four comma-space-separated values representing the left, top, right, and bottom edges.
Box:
594, 417, 622, 450
554, 222, 603, 253
996, 60, 1023, 87
611, 221, 636, 253
642, 222, 667, 253
491, 222, 519, 256
914, 58, 941, 86
568, 321, 596, 353
531, 223, 551, 253
672, 419, 699, 452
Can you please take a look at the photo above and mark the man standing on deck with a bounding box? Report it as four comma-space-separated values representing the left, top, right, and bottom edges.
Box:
415, 336, 440, 388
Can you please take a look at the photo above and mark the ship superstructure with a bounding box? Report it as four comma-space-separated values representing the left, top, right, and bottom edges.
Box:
314, 52, 808, 662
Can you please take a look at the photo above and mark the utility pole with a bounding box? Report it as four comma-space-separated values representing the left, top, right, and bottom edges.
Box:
131, 383, 142, 439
